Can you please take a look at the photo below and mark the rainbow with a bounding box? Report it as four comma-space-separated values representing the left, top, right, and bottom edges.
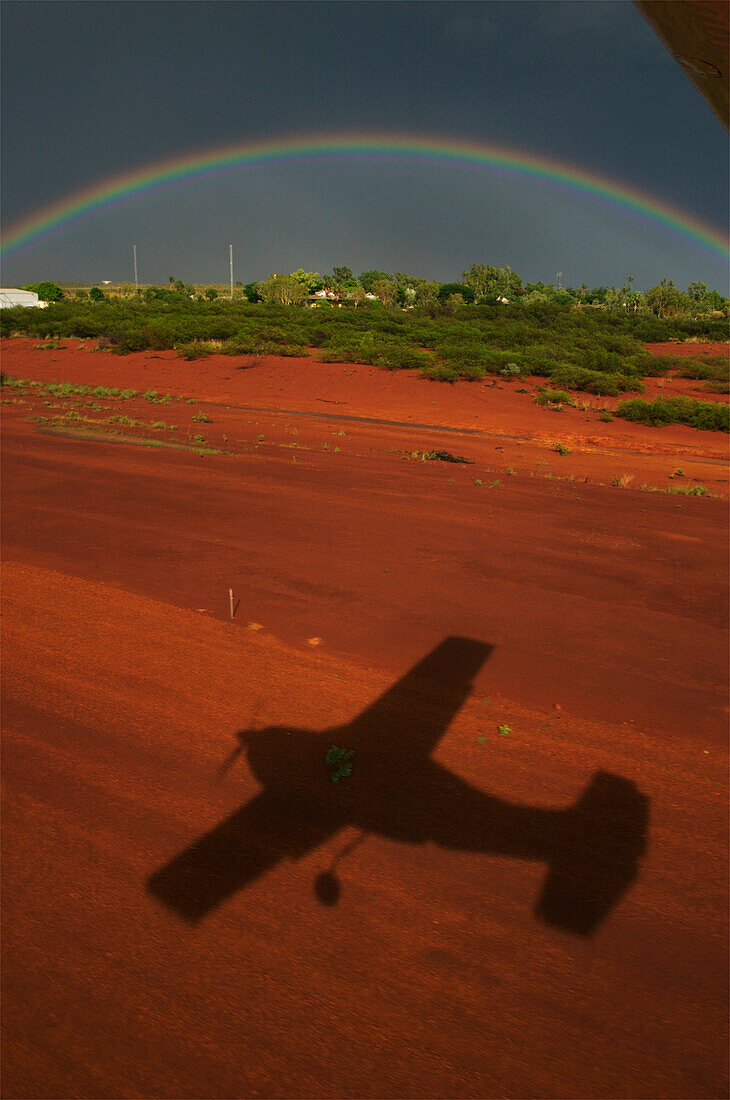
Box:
1, 131, 727, 259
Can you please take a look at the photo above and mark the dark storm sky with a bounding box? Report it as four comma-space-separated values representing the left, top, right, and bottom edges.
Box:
1, 0, 728, 289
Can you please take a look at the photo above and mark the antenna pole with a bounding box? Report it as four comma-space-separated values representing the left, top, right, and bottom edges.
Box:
229, 244, 234, 299
133, 244, 138, 294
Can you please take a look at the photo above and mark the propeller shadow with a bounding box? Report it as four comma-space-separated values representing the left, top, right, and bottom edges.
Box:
148, 637, 649, 935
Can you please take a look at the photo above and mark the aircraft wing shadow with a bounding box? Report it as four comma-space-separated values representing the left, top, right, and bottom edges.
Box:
147, 789, 336, 923
345, 637, 492, 756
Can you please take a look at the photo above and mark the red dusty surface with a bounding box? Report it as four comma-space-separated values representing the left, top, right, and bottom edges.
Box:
1, 340, 728, 1098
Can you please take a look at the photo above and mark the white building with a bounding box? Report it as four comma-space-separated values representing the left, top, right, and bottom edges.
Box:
0, 288, 48, 308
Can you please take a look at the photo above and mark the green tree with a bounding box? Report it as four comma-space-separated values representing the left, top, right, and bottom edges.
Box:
645, 279, 687, 318
243, 282, 262, 303
461, 263, 492, 297
332, 265, 354, 286
257, 274, 307, 306
462, 263, 522, 299
687, 281, 708, 301
359, 269, 391, 293
685, 282, 727, 313
413, 281, 440, 307
342, 284, 367, 306
289, 269, 323, 294
168, 277, 193, 297
372, 279, 399, 307
204, 287, 219, 300
22, 281, 63, 302
703, 288, 728, 311
445, 293, 466, 312
438, 282, 475, 303
88, 286, 105, 302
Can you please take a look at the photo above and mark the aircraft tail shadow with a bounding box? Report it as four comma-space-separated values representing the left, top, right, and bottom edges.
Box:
536, 771, 649, 935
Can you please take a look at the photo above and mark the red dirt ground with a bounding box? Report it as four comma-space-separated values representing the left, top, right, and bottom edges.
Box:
2, 339, 728, 1099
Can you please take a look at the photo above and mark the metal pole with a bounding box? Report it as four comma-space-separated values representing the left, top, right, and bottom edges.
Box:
133, 244, 138, 294
229, 244, 234, 299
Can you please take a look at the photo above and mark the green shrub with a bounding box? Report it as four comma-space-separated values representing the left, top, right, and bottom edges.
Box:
3, 294, 723, 389
534, 388, 575, 406
176, 341, 215, 360
615, 396, 729, 431
372, 346, 431, 371
420, 363, 459, 383
326, 746, 354, 782
318, 347, 352, 363
677, 356, 729, 383
221, 336, 306, 357
431, 341, 495, 379
668, 483, 709, 496
548, 365, 643, 395
111, 331, 149, 354
631, 318, 671, 342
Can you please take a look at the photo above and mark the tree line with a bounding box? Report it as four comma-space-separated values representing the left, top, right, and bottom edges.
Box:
21, 263, 728, 319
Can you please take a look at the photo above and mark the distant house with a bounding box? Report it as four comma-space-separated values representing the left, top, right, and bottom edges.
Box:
308, 289, 341, 307
0, 288, 48, 308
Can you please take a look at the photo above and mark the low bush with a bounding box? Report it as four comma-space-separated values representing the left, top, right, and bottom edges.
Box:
175, 341, 215, 360
420, 362, 459, 383
677, 355, 729, 382
631, 318, 671, 342
372, 346, 431, 371
534, 388, 575, 406
221, 336, 307, 357
274, 343, 309, 357
615, 396, 729, 431
4, 294, 724, 389
111, 331, 149, 354
548, 365, 643, 395
318, 347, 353, 363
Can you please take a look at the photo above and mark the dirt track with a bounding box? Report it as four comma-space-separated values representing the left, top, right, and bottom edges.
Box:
2, 341, 728, 1098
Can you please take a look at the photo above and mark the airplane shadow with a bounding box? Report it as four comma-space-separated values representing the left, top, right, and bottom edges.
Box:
147, 637, 650, 935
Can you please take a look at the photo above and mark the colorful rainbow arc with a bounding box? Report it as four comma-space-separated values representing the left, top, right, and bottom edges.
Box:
1, 131, 728, 260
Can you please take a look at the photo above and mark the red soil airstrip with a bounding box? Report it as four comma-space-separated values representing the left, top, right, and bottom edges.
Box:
1, 337, 728, 1099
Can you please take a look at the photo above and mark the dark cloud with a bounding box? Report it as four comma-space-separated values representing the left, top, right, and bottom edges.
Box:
443, 12, 505, 44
